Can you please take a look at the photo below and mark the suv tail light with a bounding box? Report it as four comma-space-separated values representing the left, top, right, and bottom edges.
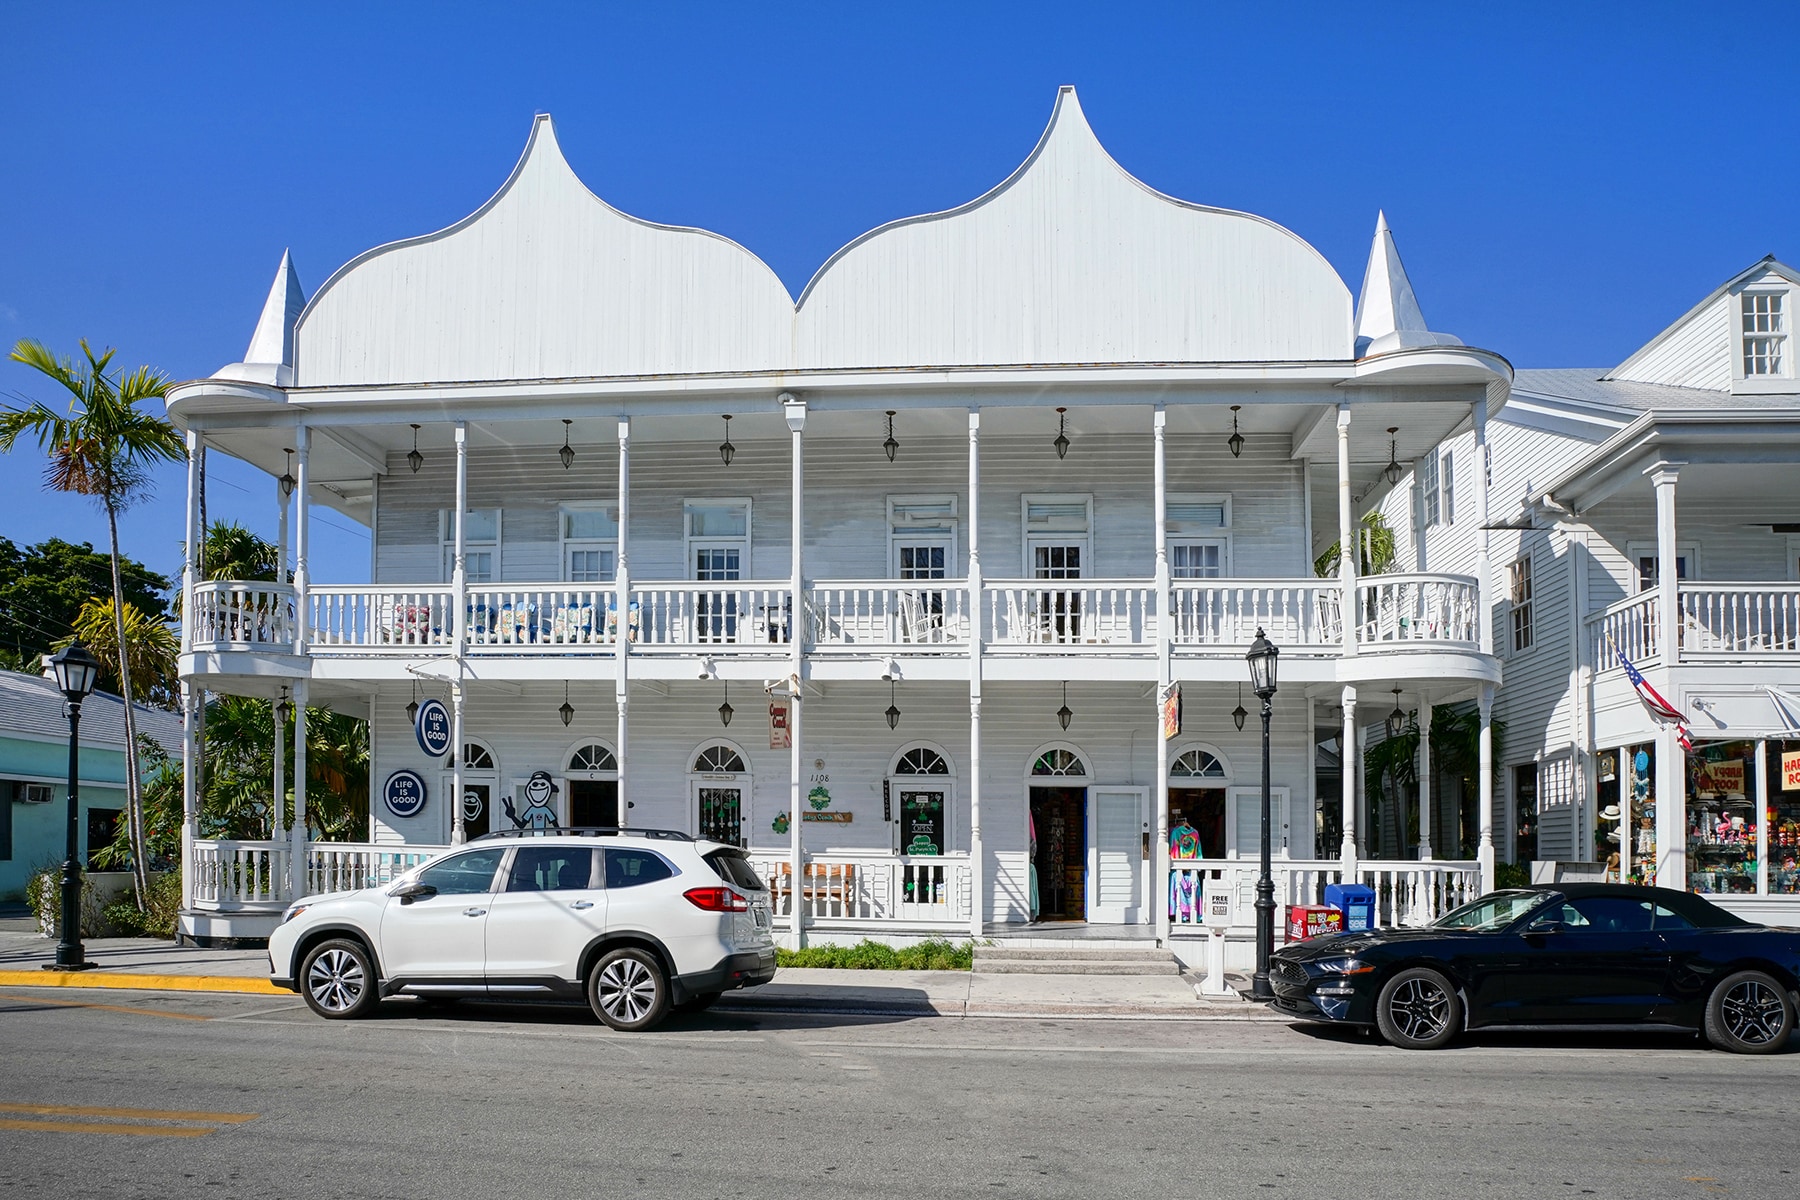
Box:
684, 886, 750, 913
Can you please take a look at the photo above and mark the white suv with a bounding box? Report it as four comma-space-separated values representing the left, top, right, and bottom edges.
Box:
269, 828, 776, 1031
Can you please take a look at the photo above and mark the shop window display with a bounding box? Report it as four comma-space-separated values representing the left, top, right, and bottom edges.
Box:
1597, 744, 1656, 886
1764, 740, 1800, 895
1688, 740, 1757, 895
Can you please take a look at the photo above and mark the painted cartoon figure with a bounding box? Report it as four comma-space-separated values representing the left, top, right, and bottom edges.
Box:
503, 770, 561, 832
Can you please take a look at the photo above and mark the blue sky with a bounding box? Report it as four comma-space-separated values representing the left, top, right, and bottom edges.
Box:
1, 2, 1794, 592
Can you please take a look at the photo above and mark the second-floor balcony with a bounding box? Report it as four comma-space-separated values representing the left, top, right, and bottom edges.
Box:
188, 572, 1483, 665
1589, 582, 1800, 669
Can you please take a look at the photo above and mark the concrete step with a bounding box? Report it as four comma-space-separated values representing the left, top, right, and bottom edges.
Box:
976, 945, 1172, 962
975, 959, 1183, 976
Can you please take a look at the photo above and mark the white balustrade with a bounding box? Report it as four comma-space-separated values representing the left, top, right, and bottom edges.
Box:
1167, 859, 1478, 930
190, 581, 296, 651
1588, 591, 1658, 668
808, 581, 968, 649
189, 839, 290, 909
1356, 574, 1479, 646
307, 842, 445, 894
1679, 583, 1800, 657
747, 853, 971, 927
466, 587, 619, 650
309, 585, 456, 652
632, 584, 795, 648
1168, 580, 1342, 651
985, 580, 1155, 648
1359, 862, 1481, 927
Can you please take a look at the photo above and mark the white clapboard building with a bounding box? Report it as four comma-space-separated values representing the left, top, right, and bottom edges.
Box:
167, 89, 1509, 948
1368, 257, 1800, 923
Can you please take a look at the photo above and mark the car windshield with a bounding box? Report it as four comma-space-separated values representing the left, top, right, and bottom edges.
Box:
1432, 890, 1547, 932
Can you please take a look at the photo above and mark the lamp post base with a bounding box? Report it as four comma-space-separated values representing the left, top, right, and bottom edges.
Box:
43, 961, 99, 972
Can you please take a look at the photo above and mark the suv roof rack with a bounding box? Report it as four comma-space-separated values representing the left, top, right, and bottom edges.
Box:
471, 826, 694, 843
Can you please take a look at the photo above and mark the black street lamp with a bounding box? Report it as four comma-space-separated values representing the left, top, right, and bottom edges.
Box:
46, 641, 101, 971
1245, 627, 1280, 1002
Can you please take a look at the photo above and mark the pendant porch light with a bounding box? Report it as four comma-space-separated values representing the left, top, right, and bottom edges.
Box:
560, 680, 575, 727
1053, 408, 1070, 460
406, 679, 419, 725
559, 419, 575, 470
719, 682, 734, 727
1233, 683, 1248, 732
1384, 427, 1404, 486
719, 414, 736, 466
279, 448, 296, 498
407, 424, 424, 474
886, 679, 901, 730
1386, 687, 1407, 739
883, 411, 899, 463
1228, 406, 1245, 459
1057, 681, 1073, 731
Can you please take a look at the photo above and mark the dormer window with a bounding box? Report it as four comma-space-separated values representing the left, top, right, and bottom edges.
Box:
1742, 291, 1787, 377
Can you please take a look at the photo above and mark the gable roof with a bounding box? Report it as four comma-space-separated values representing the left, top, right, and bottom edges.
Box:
1607, 256, 1800, 390
0, 669, 185, 757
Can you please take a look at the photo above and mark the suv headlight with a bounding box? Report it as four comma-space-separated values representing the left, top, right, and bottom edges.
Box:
282, 903, 310, 924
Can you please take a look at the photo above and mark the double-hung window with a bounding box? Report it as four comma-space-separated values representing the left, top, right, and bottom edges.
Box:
1023, 496, 1092, 643
560, 504, 619, 583
890, 497, 956, 643
685, 500, 755, 642
1742, 291, 1788, 378
1508, 555, 1534, 653
441, 509, 500, 583
1166, 495, 1230, 578
1419, 452, 1453, 527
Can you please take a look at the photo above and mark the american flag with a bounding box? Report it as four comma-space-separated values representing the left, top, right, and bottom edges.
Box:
1616, 645, 1693, 752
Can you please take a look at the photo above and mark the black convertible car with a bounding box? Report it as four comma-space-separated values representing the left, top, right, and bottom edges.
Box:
1269, 883, 1800, 1053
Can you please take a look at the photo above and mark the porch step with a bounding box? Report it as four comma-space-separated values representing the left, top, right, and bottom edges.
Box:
973, 945, 1182, 976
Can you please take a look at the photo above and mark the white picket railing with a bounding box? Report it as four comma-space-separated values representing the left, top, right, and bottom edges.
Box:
1679, 583, 1800, 658
1588, 591, 1659, 668
190, 839, 290, 909
808, 581, 969, 650
309, 585, 456, 652
1167, 859, 1480, 930
985, 580, 1155, 648
190, 581, 296, 651
307, 843, 446, 895
747, 853, 972, 927
466, 587, 621, 650
632, 584, 795, 648
1168, 580, 1342, 652
1356, 574, 1479, 646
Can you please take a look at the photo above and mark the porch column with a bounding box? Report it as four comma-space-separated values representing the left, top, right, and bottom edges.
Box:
182, 429, 200, 651
616, 417, 631, 815
276, 455, 290, 584
273, 687, 287, 847
453, 422, 468, 655
293, 426, 311, 650
1654, 726, 1686, 889
1153, 405, 1171, 945
967, 409, 984, 937
1358, 722, 1372, 858
784, 394, 807, 950
290, 679, 309, 902
1649, 462, 1682, 667
1337, 406, 1357, 656
1473, 399, 1492, 656
180, 430, 202, 915
1339, 686, 1358, 874
450, 681, 465, 844
1416, 694, 1433, 860
1477, 683, 1495, 892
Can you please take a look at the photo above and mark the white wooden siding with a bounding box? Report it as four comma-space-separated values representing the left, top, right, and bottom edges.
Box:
1611, 293, 1732, 391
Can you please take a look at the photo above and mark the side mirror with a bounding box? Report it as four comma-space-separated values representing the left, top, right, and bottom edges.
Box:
1526, 919, 1564, 937
392, 881, 436, 905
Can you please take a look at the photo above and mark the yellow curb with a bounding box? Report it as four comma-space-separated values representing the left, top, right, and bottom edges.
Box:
0, 970, 288, 996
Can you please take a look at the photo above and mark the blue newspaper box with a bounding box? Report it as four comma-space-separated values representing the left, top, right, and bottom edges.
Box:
1324, 883, 1377, 932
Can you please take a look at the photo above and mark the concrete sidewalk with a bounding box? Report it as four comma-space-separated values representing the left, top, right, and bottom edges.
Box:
0, 922, 1280, 1020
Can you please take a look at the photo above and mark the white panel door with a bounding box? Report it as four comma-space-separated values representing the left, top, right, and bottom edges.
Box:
1088, 786, 1147, 924
1226, 786, 1292, 859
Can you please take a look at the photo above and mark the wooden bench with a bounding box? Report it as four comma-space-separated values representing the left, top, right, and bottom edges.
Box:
771, 862, 856, 915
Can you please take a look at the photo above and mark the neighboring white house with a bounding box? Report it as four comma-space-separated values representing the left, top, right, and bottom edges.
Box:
165, 88, 1508, 948
1370, 257, 1800, 923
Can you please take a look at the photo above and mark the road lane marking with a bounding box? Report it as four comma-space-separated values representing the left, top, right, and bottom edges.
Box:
0, 1103, 259, 1124
0, 1118, 215, 1138
0, 992, 210, 1021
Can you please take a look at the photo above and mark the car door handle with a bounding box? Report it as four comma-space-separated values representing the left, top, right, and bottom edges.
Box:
570, 900, 594, 910
463, 907, 487, 917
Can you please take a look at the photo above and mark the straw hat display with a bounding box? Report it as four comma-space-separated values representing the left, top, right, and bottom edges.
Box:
1599, 805, 1622, 822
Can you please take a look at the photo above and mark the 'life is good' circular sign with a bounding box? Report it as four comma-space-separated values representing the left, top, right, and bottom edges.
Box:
385, 770, 428, 819
414, 698, 451, 758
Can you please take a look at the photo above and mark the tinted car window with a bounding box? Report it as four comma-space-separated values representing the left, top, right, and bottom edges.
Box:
605, 848, 675, 889
706, 850, 765, 892
507, 847, 595, 892
1565, 897, 1655, 933
415, 848, 505, 896
1652, 903, 1695, 931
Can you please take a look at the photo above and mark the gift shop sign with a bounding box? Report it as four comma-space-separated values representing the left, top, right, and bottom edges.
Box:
1695, 758, 1745, 796
384, 770, 428, 819
414, 698, 451, 758
1784, 751, 1800, 791
768, 701, 791, 750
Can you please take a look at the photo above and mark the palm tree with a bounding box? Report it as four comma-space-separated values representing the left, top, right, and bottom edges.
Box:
201, 521, 280, 584
1, 338, 183, 906
58, 596, 181, 710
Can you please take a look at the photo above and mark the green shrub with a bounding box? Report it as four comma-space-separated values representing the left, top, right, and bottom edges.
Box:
102, 872, 182, 939
776, 937, 974, 971
1495, 861, 1531, 890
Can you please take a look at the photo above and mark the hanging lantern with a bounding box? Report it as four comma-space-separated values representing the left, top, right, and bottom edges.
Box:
719, 414, 735, 466
883, 410, 899, 463
407, 424, 424, 474
560, 680, 575, 727
560, 419, 575, 470
719, 682, 734, 727
280, 447, 296, 498
1057, 681, 1073, 731
1384, 427, 1403, 486
1228, 406, 1245, 459
1232, 683, 1248, 732
1386, 688, 1407, 739
1053, 407, 1070, 460
886, 679, 900, 730
406, 679, 419, 725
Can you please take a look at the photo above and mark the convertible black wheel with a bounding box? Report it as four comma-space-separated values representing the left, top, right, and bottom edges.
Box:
587, 948, 670, 1032
1374, 967, 1461, 1050
300, 938, 379, 1020
1704, 970, 1795, 1055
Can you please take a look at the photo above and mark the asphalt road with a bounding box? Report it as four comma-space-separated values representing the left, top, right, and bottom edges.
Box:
0, 988, 1793, 1200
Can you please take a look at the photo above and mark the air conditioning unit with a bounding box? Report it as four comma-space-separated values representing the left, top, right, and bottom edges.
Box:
10, 782, 52, 804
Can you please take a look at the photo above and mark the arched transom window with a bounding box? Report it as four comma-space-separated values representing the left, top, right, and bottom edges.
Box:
462, 743, 495, 771
894, 747, 950, 776
1031, 749, 1087, 777
1170, 749, 1227, 780
568, 743, 617, 773
693, 745, 746, 774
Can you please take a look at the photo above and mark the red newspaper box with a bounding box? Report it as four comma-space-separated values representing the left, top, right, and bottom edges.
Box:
1286, 905, 1343, 943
